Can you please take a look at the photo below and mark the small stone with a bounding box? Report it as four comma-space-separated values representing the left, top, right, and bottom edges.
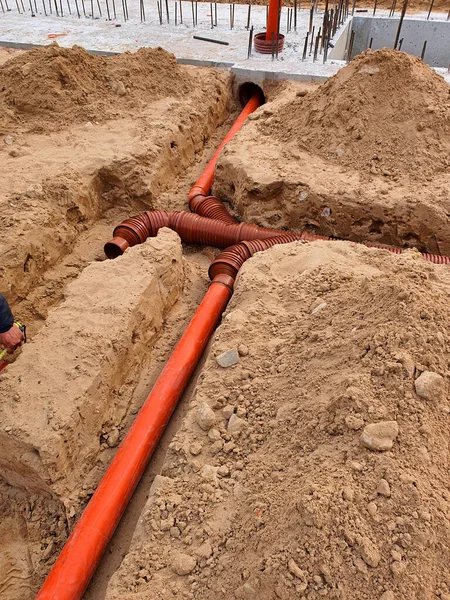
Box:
296, 89, 308, 97
189, 442, 202, 456
228, 414, 247, 435
195, 402, 216, 431
106, 427, 120, 447
350, 460, 364, 471
390, 560, 406, 577
170, 526, 181, 538
222, 405, 235, 419
195, 541, 213, 559
361, 421, 399, 451
379, 592, 395, 600
217, 465, 230, 477
358, 536, 381, 567
116, 81, 126, 96
238, 344, 249, 357
377, 479, 391, 497
415, 371, 445, 402
223, 441, 235, 454
9, 149, 19, 157
288, 558, 306, 579
216, 349, 239, 368
367, 502, 377, 516
342, 486, 354, 501
208, 428, 221, 441
171, 552, 197, 576
4, 135, 14, 145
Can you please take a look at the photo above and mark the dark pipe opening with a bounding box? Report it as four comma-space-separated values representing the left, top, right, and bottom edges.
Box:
104, 241, 124, 259
238, 82, 265, 107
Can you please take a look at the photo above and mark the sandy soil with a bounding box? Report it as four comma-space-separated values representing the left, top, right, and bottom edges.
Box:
214, 50, 450, 255
104, 241, 450, 600
1, 42, 450, 600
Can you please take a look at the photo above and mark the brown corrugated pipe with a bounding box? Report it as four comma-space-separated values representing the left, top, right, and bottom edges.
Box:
105, 211, 450, 266
104, 210, 302, 259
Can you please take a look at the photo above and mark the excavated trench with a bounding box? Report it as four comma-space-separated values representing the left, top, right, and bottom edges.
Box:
0, 56, 243, 598
1, 44, 449, 600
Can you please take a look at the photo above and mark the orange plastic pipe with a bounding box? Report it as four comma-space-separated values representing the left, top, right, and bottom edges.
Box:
266, 0, 281, 41
0, 360, 7, 372
188, 90, 264, 202
35, 277, 233, 600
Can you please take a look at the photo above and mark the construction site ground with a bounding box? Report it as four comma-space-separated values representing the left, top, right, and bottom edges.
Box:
0, 40, 450, 600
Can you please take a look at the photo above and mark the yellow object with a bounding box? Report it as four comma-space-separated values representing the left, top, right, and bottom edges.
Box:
0, 321, 26, 360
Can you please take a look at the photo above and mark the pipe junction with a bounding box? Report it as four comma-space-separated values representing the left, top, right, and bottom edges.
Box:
35, 85, 450, 600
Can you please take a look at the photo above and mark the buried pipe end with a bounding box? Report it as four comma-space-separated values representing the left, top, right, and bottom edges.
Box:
237, 82, 265, 108
104, 237, 130, 259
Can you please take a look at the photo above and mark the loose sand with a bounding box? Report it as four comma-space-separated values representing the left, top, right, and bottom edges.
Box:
104, 241, 450, 600
1, 43, 450, 600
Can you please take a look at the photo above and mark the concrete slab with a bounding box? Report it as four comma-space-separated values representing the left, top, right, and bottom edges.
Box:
0, 1, 348, 81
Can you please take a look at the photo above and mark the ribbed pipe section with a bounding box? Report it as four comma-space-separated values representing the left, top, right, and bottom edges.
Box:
189, 195, 238, 224
208, 233, 301, 280
104, 210, 301, 258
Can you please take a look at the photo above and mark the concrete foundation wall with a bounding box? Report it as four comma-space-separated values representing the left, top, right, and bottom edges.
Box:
348, 15, 450, 68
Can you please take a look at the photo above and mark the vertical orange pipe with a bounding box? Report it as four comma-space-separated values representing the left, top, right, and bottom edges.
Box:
188, 91, 264, 202
266, 0, 281, 41
35, 277, 233, 600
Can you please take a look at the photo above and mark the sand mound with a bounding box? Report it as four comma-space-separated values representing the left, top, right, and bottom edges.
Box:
105, 241, 450, 600
269, 50, 450, 180
0, 44, 192, 133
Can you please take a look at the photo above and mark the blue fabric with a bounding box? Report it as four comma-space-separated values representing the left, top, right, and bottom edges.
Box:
0, 295, 14, 334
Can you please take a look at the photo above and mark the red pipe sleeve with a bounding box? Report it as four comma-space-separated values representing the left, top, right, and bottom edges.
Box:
266, 0, 281, 41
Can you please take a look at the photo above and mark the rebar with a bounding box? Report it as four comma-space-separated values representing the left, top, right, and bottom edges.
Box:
158, 0, 162, 23
313, 28, 321, 60
393, 0, 408, 49
309, 24, 315, 53
302, 32, 309, 60
165, 0, 169, 22
175, 0, 177, 23
247, 24, 253, 58
398, 37, 403, 49
369, 36, 373, 48
421, 39, 427, 60
426, 0, 434, 19
373, 0, 377, 15
210, 1, 213, 27
180, 0, 183, 23
346, 28, 355, 61
193, 34, 229, 44
246, 3, 251, 29
105, 0, 110, 19
140, 0, 145, 19
271, 30, 275, 60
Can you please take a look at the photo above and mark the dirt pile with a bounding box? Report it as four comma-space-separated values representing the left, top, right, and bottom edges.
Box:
268, 49, 450, 180
0, 44, 192, 132
106, 241, 450, 600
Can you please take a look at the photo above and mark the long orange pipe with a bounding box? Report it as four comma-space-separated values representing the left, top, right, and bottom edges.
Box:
35, 276, 233, 600
188, 89, 264, 203
266, 0, 281, 41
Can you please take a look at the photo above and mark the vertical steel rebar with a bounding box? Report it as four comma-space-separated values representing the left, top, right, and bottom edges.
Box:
210, 1, 213, 27
309, 24, 315, 52
393, 0, 408, 49
302, 32, 309, 60
165, 0, 169, 22
247, 24, 253, 57
426, 0, 434, 19
421, 39, 427, 59
246, 3, 251, 28
346, 28, 355, 61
